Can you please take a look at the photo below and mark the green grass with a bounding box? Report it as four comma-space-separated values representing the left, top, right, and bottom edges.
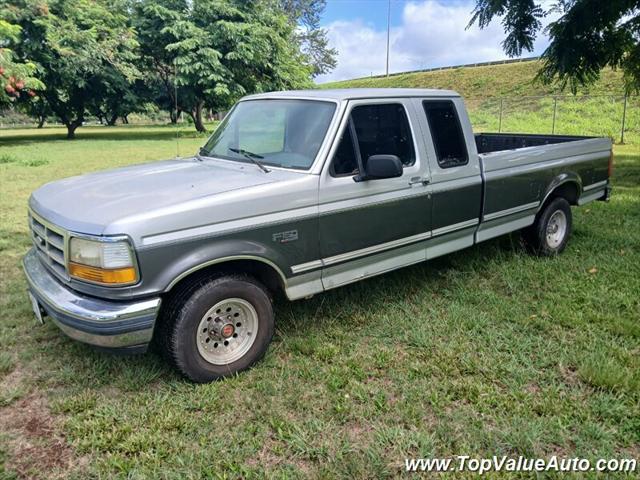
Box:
320, 60, 628, 96
1, 117, 639, 477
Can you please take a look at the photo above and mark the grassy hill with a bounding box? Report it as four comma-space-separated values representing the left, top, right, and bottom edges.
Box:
319, 60, 627, 97
320, 60, 638, 144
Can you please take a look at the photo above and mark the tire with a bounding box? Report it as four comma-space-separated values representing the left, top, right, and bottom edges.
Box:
157, 273, 274, 382
522, 197, 572, 256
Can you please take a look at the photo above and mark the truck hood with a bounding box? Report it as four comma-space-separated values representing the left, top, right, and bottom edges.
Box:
30, 157, 296, 235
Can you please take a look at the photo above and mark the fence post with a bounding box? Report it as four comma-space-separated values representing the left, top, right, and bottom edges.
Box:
498, 98, 503, 133
551, 97, 558, 134
620, 94, 628, 144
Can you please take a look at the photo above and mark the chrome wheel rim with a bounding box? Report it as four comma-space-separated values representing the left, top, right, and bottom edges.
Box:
196, 298, 258, 365
546, 210, 567, 249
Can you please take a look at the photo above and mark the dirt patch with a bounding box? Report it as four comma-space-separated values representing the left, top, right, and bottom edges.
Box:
244, 435, 312, 474
525, 382, 541, 395
0, 391, 87, 479
559, 364, 580, 387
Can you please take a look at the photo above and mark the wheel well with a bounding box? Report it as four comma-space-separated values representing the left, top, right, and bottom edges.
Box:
167, 259, 286, 297
547, 181, 579, 206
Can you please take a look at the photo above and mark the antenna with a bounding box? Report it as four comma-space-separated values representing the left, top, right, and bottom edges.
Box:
174, 58, 180, 159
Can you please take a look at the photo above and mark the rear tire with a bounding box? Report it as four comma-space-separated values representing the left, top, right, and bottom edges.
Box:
157, 273, 274, 382
522, 197, 572, 256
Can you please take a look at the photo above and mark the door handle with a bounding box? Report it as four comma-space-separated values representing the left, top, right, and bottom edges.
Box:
409, 177, 430, 186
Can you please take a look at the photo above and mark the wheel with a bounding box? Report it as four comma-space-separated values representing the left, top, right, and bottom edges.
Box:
522, 197, 572, 256
158, 273, 274, 382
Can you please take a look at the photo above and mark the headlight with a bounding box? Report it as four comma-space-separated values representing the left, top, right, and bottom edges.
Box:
69, 237, 138, 285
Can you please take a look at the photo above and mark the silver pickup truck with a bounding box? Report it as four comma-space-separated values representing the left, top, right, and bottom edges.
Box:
23, 88, 612, 382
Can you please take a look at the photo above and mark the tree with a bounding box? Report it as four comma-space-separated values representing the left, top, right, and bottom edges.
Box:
28, 97, 52, 127
2, 0, 140, 138
468, 0, 640, 93
280, 0, 337, 76
135, 0, 312, 133
133, 0, 185, 125
0, 19, 43, 107
88, 74, 149, 126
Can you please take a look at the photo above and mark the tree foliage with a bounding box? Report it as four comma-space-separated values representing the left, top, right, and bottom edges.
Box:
135, 0, 312, 132
0, 19, 44, 106
1, 0, 325, 135
2, 0, 140, 137
468, 0, 640, 93
281, 0, 337, 76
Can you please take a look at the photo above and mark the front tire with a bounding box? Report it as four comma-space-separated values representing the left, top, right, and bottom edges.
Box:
523, 197, 572, 256
158, 274, 274, 382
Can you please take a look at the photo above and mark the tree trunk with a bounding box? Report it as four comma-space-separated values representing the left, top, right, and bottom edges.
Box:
191, 101, 206, 133
65, 120, 82, 139
37, 116, 45, 128
169, 108, 181, 124
122, 115, 129, 124
106, 114, 118, 126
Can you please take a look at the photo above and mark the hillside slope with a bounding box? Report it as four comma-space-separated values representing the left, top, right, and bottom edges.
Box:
319, 60, 627, 98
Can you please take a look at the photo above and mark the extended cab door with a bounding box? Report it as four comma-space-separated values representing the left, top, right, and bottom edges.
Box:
317, 99, 432, 290
414, 97, 482, 259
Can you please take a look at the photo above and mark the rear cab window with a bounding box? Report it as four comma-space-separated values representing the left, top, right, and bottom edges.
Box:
422, 100, 468, 169
331, 103, 416, 177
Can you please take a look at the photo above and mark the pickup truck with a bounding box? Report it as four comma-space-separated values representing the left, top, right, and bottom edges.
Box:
23, 88, 613, 382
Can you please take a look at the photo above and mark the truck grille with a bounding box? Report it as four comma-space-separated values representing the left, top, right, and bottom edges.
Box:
29, 211, 69, 280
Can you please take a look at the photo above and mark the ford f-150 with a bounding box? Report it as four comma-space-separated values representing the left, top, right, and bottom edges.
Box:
23, 89, 613, 382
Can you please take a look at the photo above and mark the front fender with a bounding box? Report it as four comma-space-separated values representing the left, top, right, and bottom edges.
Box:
139, 237, 291, 294
133, 214, 320, 298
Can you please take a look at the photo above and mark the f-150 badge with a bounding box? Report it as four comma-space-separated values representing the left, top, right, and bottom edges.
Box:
272, 230, 298, 244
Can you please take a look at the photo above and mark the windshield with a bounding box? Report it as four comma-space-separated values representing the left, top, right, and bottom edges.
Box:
200, 99, 336, 170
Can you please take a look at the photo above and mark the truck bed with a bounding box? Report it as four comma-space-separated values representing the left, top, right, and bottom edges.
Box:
475, 133, 592, 154
474, 133, 611, 243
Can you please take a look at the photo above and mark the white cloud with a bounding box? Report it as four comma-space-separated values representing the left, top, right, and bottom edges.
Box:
317, 0, 553, 83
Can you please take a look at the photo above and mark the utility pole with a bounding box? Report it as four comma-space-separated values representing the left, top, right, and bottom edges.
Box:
385, 0, 391, 77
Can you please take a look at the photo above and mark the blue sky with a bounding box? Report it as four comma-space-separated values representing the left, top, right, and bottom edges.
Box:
323, 0, 399, 30
316, 0, 554, 83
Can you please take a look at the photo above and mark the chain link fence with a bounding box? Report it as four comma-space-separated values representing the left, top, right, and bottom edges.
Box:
466, 94, 639, 144
2, 93, 638, 145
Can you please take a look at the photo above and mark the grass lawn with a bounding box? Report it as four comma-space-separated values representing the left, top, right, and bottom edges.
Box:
0, 120, 639, 478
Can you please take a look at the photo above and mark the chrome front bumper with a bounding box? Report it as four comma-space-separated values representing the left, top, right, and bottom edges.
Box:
23, 249, 161, 350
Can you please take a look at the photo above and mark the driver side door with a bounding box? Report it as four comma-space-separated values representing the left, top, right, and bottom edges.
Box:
317, 99, 432, 290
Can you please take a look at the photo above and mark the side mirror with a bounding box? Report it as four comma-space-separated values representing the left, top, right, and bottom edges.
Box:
359, 154, 403, 181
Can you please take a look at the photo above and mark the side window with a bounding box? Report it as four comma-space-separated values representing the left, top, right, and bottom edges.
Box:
331, 103, 416, 177
422, 100, 468, 168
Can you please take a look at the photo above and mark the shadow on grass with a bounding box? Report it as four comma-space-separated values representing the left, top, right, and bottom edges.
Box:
0, 125, 211, 146
612, 153, 640, 188
275, 233, 522, 333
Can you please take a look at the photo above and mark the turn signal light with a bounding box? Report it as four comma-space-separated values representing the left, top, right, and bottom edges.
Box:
69, 263, 137, 285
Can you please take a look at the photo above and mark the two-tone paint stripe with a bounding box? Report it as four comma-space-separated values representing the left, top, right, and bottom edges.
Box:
291, 217, 480, 274
582, 179, 608, 191
483, 201, 540, 222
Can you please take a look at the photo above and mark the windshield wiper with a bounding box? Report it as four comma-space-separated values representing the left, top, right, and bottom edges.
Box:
228, 147, 271, 173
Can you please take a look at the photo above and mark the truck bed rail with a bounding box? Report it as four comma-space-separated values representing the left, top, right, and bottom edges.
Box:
475, 133, 593, 154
